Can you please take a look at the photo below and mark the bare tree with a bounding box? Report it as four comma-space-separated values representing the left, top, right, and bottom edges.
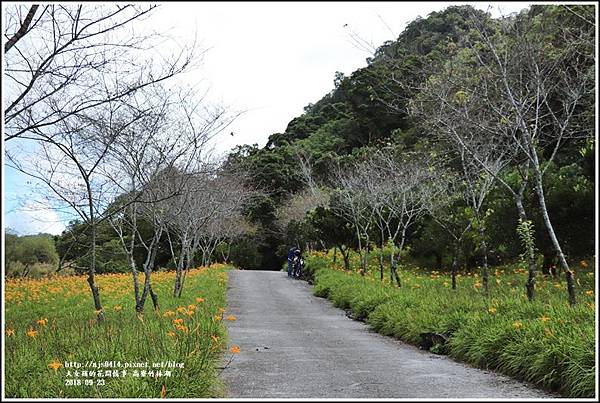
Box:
331, 161, 375, 274
4, 4, 199, 142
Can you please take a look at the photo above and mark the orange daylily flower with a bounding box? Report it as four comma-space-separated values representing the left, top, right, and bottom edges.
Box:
539, 314, 550, 322
195, 297, 205, 303
48, 360, 63, 373
27, 328, 38, 338
6, 328, 15, 337
163, 311, 176, 318
230, 345, 240, 354
214, 315, 222, 322
225, 315, 237, 321
167, 331, 176, 337
173, 318, 184, 325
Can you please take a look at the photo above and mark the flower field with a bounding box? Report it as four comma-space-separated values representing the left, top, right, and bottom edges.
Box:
4, 264, 237, 398
305, 250, 596, 397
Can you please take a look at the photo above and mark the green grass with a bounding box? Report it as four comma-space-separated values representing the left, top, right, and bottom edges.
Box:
306, 250, 596, 398
4, 265, 235, 398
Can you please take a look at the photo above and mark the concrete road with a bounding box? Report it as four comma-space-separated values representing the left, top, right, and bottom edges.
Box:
220, 270, 554, 399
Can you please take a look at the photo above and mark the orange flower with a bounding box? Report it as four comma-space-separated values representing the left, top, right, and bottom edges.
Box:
585, 290, 593, 296
176, 306, 187, 313
539, 314, 550, 322
188, 304, 196, 310
474, 282, 482, 289
487, 307, 497, 314
37, 318, 48, 326
175, 325, 189, 334
230, 345, 240, 354
512, 321, 523, 329
6, 328, 15, 337
167, 331, 176, 337
27, 328, 38, 338
163, 311, 176, 318
225, 315, 237, 321
214, 315, 222, 322
48, 360, 63, 373
185, 310, 195, 317
114, 305, 122, 312
195, 297, 205, 303
173, 318, 184, 325
218, 307, 225, 314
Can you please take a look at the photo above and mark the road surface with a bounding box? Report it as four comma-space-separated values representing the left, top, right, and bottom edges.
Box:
220, 270, 554, 398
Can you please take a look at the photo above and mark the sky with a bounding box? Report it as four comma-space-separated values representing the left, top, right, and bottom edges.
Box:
2, 1, 532, 236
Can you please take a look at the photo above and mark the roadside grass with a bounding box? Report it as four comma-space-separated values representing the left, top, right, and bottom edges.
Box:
306, 250, 596, 398
4, 264, 237, 398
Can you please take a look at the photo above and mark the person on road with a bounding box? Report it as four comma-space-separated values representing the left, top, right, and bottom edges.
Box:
292, 248, 303, 278
287, 247, 298, 277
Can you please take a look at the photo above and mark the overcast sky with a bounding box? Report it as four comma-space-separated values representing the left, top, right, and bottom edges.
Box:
3, 1, 532, 236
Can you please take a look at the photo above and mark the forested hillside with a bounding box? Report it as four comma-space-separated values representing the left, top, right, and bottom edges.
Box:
224, 4, 595, 289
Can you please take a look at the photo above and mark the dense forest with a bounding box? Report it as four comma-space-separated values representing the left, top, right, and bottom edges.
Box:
5, 5, 595, 301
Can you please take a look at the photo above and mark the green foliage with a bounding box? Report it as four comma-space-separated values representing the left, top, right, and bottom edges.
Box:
5, 232, 59, 276
516, 219, 536, 266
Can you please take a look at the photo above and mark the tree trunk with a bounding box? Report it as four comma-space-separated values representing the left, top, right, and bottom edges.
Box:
451, 252, 458, 290
479, 225, 489, 294
379, 234, 385, 282
88, 218, 104, 321
341, 246, 350, 271
149, 284, 160, 311
533, 170, 576, 305
138, 229, 161, 312
173, 236, 187, 297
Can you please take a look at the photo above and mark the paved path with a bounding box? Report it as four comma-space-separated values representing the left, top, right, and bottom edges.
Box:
221, 270, 554, 398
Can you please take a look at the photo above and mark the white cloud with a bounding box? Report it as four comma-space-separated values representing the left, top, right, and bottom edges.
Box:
4, 201, 66, 236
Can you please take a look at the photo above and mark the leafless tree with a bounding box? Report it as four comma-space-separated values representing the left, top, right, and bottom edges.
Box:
4, 4, 199, 142
331, 161, 375, 274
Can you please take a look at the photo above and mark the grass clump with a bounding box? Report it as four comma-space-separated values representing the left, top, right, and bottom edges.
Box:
306, 250, 596, 397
